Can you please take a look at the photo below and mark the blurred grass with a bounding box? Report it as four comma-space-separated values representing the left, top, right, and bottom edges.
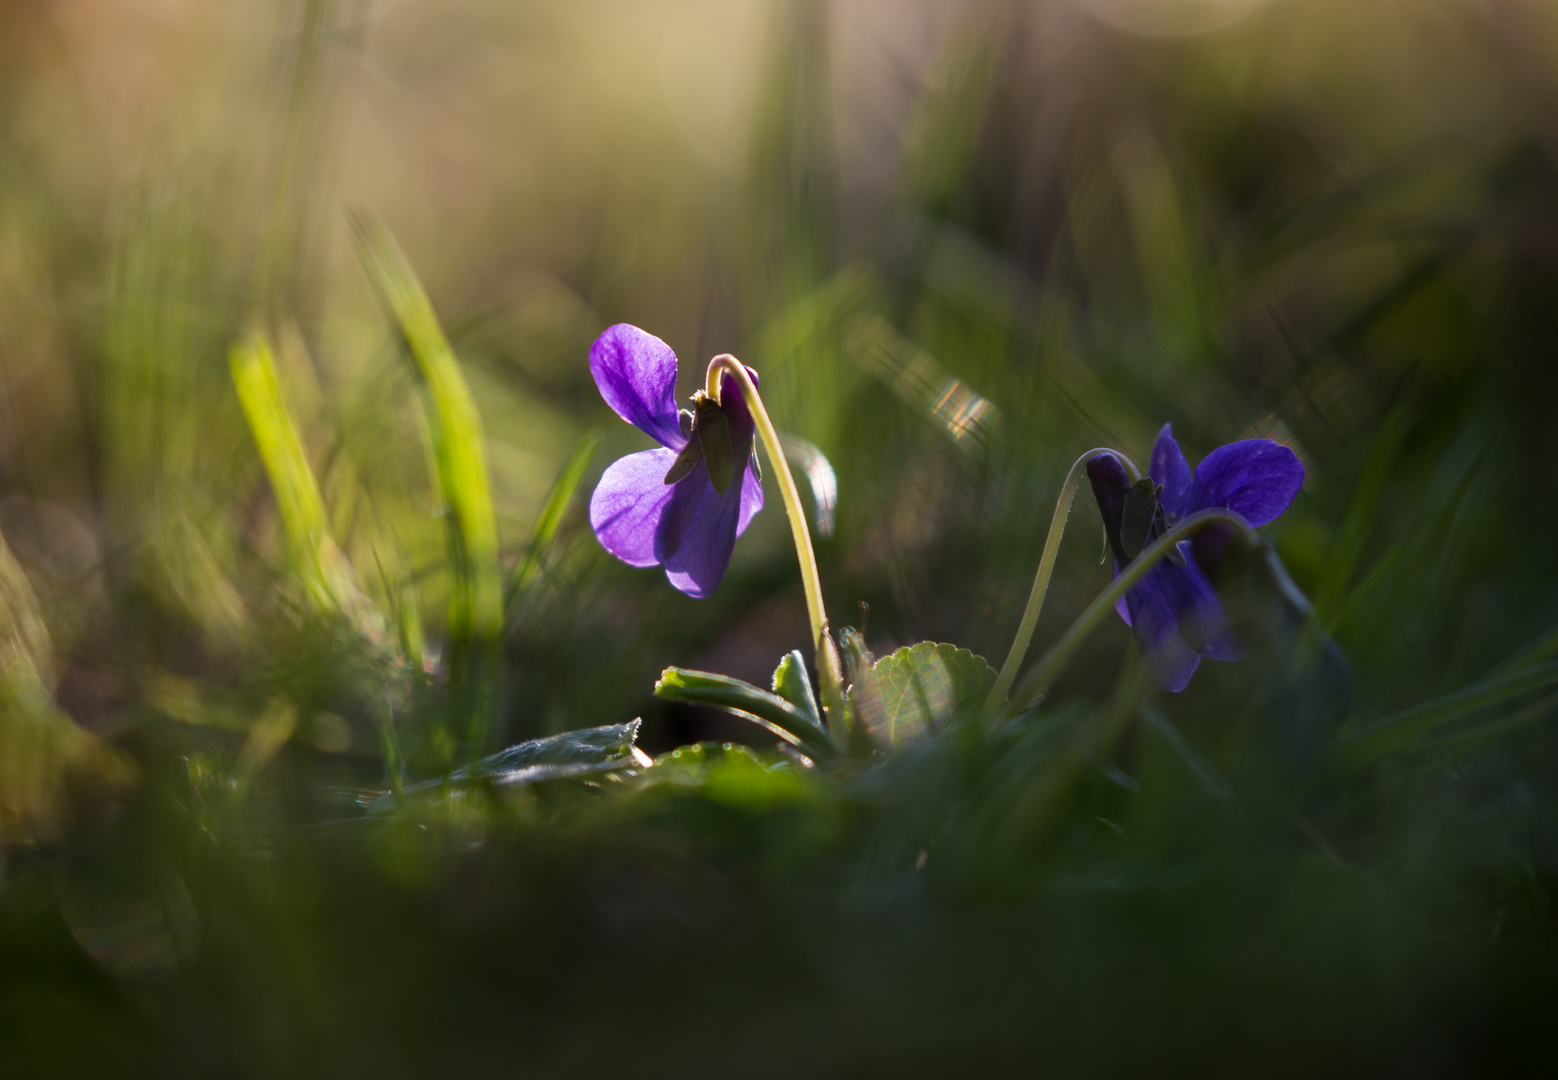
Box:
0, 0, 1557, 1072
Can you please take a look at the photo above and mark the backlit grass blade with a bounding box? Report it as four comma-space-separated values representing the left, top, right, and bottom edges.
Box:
505, 428, 602, 610
349, 211, 501, 748
229, 333, 339, 613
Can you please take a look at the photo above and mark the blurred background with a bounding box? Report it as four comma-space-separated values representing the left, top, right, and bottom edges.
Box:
2, 0, 1554, 752
4, 0, 1558, 1071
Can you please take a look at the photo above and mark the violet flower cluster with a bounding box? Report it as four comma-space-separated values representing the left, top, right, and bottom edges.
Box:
1088, 425, 1304, 692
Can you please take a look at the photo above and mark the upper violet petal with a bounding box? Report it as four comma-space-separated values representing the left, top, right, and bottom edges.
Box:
589, 448, 681, 567
1187, 439, 1304, 527
1126, 567, 1202, 692
1086, 452, 1132, 564
1150, 424, 1193, 517
590, 324, 686, 449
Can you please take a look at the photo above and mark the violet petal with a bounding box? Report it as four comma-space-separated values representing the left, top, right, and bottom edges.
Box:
589, 448, 682, 567
1154, 549, 1244, 662
737, 457, 764, 534
1086, 452, 1132, 565
1126, 568, 1203, 692
662, 472, 747, 598
1188, 439, 1304, 527
1150, 424, 1193, 517
589, 324, 686, 450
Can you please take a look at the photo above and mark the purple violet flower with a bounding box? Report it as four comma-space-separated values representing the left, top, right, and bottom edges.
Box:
1087, 424, 1304, 692
588, 324, 763, 597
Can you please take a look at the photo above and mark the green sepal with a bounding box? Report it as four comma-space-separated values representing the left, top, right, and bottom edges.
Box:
694, 393, 734, 493
1120, 478, 1160, 560
654, 667, 834, 756
663, 437, 703, 485
771, 650, 822, 732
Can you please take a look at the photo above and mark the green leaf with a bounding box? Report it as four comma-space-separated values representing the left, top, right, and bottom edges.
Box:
377, 721, 646, 809
867, 642, 997, 747
637, 742, 813, 809
771, 650, 822, 732
654, 667, 834, 756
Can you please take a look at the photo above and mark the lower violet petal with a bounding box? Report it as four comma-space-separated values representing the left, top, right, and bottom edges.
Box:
1154, 549, 1244, 662
1110, 560, 1132, 627
589, 449, 681, 567
662, 474, 745, 598
1126, 568, 1202, 692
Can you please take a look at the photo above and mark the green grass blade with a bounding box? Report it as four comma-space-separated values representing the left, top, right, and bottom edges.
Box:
505, 428, 602, 610
229, 333, 337, 612
1315, 407, 1412, 623
350, 211, 501, 750
1334, 660, 1558, 765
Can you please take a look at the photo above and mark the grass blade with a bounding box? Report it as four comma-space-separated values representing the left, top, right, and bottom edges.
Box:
229, 333, 339, 612
505, 428, 602, 610
1334, 660, 1558, 765
350, 212, 501, 750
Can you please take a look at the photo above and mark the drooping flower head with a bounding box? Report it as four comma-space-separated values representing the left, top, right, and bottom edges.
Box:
1087, 424, 1304, 692
588, 324, 763, 597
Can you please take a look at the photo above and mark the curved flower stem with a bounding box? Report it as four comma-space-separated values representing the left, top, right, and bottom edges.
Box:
1003, 508, 1259, 721
985, 449, 1142, 711
706, 356, 848, 744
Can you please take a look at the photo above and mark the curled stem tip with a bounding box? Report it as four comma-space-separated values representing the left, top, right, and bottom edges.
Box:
1003, 507, 1258, 719
705, 355, 847, 742
987, 448, 1142, 711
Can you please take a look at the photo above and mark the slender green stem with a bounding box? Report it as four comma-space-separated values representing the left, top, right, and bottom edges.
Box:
1004, 508, 1259, 719
706, 356, 848, 743
986, 449, 1141, 711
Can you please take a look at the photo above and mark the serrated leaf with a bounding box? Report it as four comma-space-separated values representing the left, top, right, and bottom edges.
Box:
771, 650, 822, 732
655, 668, 834, 756
868, 642, 997, 746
